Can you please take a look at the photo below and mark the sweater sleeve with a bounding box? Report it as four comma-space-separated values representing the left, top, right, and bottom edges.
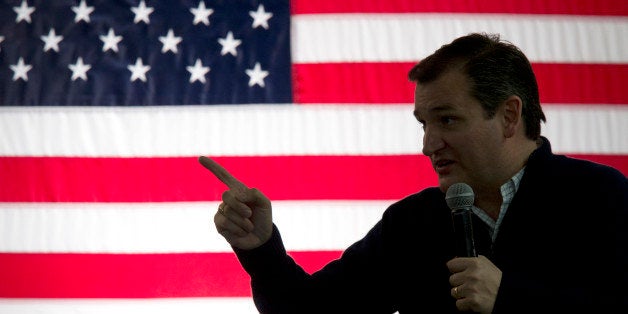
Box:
233, 224, 311, 313
232, 218, 398, 314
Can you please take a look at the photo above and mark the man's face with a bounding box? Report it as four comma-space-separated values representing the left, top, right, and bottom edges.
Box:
413, 69, 506, 193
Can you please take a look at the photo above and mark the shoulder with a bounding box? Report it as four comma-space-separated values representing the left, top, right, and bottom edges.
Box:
527, 137, 626, 188
390, 187, 445, 208
523, 141, 627, 213
365, 187, 453, 252
383, 187, 450, 223
531, 152, 626, 188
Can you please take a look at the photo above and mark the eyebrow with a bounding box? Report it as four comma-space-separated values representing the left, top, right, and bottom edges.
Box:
414, 103, 457, 118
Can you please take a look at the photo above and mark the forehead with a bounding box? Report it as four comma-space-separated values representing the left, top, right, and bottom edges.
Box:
413, 69, 475, 115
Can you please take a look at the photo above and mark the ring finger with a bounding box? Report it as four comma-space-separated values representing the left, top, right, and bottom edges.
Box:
218, 203, 227, 215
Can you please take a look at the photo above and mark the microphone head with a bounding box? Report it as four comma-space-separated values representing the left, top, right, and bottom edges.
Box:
445, 182, 475, 211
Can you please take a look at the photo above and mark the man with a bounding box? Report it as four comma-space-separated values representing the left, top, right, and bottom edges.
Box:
200, 33, 627, 313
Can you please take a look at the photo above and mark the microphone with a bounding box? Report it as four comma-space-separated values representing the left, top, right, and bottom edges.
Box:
445, 182, 478, 257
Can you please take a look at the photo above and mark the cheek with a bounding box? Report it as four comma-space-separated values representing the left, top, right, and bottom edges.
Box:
473, 130, 503, 162
456, 128, 497, 160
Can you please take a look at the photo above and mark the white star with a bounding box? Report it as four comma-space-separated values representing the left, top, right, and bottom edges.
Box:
0, 36, 4, 52
68, 57, 91, 81
10, 57, 32, 81
131, 0, 154, 24
245, 62, 269, 87
13, 0, 35, 23
158, 29, 182, 54
127, 58, 151, 82
100, 28, 122, 52
72, 0, 94, 23
218, 31, 241, 56
190, 1, 213, 26
249, 4, 273, 29
41, 28, 64, 52
186, 59, 210, 83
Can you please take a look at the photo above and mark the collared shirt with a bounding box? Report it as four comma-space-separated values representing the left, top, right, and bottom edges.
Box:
472, 167, 526, 243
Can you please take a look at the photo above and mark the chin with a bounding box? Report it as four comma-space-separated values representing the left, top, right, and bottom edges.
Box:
437, 178, 452, 193
438, 176, 464, 193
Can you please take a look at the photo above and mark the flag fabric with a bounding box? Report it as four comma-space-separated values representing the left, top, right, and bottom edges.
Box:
1, 0, 627, 313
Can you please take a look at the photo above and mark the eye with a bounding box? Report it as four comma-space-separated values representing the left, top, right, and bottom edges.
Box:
440, 116, 455, 125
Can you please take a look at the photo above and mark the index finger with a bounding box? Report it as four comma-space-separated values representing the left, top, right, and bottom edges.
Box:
198, 155, 248, 192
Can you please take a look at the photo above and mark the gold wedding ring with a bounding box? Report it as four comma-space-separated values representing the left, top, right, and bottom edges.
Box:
453, 286, 459, 299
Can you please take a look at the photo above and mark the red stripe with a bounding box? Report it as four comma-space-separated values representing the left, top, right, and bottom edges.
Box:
534, 63, 628, 105
293, 63, 628, 105
0, 251, 341, 298
1, 154, 626, 203
0, 155, 436, 202
291, 0, 628, 16
293, 62, 415, 104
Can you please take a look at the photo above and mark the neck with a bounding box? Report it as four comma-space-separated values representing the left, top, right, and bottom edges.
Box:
475, 190, 503, 220
475, 137, 539, 219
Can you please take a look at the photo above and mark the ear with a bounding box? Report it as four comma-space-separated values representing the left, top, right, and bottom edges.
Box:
501, 95, 523, 138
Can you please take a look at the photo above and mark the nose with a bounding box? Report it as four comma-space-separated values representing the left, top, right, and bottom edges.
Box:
422, 126, 445, 156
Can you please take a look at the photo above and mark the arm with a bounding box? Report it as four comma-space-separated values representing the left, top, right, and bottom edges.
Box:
198, 156, 396, 313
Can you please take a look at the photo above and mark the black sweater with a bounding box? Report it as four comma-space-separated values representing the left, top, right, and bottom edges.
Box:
234, 137, 628, 313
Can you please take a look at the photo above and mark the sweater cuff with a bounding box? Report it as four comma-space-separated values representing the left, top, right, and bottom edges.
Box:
232, 224, 288, 276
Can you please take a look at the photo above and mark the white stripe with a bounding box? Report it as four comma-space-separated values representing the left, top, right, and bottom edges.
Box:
0, 201, 389, 253
292, 13, 628, 63
0, 105, 417, 156
0, 298, 258, 314
0, 105, 626, 156
542, 105, 628, 154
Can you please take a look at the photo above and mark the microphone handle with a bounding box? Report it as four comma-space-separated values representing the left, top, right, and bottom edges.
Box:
451, 208, 478, 257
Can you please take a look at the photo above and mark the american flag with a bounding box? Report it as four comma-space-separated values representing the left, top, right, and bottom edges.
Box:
1, 0, 626, 313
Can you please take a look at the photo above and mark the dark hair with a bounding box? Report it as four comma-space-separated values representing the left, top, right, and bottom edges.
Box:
408, 33, 546, 140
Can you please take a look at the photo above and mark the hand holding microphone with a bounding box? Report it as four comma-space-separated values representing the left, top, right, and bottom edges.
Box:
445, 183, 501, 313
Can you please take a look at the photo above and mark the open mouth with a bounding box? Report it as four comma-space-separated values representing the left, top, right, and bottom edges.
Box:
433, 159, 454, 172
